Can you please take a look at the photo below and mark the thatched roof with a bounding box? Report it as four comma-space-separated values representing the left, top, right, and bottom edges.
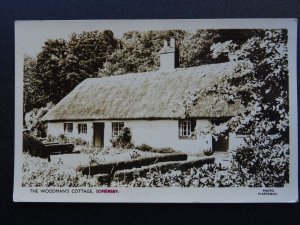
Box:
43, 61, 245, 121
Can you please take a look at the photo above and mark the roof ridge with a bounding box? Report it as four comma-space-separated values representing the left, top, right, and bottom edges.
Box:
85, 61, 241, 81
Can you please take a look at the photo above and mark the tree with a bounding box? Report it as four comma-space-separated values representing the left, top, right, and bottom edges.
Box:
199, 29, 289, 187
24, 102, 55, 137
99, 30, 187, 76
180, 29, 220, 67
25, 31, 119, 111
24, 55, 40, 112
35, 39, 68, 104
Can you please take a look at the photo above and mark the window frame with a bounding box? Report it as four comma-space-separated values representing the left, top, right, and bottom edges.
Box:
64, 123, 73, 133
112, 122, 125, 137
178, 119, 196, 139
78, 123, 87, 134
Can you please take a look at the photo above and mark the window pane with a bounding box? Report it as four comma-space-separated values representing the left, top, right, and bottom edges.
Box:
179, 120, 192, 137
112, 122, 124, 136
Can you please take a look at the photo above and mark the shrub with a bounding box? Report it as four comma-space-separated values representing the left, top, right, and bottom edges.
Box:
204, 148, 214, 156
47, 135, 88, 146
113, 157, 215, 184
136, 143, 153, 152
24, 102, 54, 137
46, 134, 57, 143
58, 134, 69, 143
22, 154, 99, 187
136, 144, 176, 154
130, 151, 141, 159
110, 160, 236, 188
78, 153, 188, 176
110, 127, 133, 148
155, 147, 176, 154
228, 145, 289, 187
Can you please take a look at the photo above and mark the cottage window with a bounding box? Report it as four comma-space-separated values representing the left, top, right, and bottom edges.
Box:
64, 123, 73, 133
179, 120, 196, 139
78, 124, 87, 134
112, 122, 124, 137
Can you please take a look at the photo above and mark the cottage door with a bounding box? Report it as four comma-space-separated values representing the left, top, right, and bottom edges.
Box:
212, 133, 229, 152
93, 123, 104, 147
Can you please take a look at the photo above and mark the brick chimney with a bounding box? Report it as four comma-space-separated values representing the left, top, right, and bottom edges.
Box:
159, 38, 179, 72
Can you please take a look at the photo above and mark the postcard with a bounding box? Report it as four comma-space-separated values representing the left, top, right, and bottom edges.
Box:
14, 19, 298, 202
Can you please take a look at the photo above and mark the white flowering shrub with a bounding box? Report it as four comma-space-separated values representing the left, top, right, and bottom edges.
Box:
22, 154, 99, 187
24, 102, 54, 137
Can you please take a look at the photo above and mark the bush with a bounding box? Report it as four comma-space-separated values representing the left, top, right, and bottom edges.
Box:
47, 135, 88, 146
110, 127, 133, 148
136, 144, 176, 154
136, 143, 153, 152
130, 151, 141, 159
204, 148, 214, 156
22, 154, 99, 187
110, 160, 235, 188
46, 134, 57, 143
228, 145, 289, 187
24, 102, 54, 137
58, 134, 69, 143
155, 147, 176, 154
113, 157, 215, 184
23, 133, 48, 158
78, 153, 188, 176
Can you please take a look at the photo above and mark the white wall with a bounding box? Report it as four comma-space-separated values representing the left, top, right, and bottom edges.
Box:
160, 53, 175, 72
126, 119, 212, 154
47, 119, 245, 154
47, 121, 92, 145
48, 121, 112, 147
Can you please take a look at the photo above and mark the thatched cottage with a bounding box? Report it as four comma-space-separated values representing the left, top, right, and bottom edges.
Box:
43, 38, 245, 154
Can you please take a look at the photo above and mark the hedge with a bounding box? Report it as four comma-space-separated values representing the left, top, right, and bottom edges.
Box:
23, 133, 48, 158
78, 153, 188, 176
44, 143, 74, 154
113, 157, 215, 183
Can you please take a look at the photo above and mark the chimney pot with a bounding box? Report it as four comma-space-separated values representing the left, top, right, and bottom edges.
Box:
164, 40, 168, 48
159, 38, 179, 72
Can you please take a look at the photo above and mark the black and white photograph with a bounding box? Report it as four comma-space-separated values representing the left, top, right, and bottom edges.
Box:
14, 19, 298, 202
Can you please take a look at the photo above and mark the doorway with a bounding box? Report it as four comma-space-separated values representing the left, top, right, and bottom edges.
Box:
212, 133, 229, 152
93, 123, 104, 147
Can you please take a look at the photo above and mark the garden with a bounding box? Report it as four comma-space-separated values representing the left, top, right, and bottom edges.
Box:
22, 126, 221, 187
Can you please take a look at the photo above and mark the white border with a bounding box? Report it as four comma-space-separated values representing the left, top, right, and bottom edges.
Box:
14, 19, 298, 203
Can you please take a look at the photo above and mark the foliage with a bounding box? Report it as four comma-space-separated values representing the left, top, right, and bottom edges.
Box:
228, 145, 289, 187
110, 127, 133, 148
24, 102, 54, 137
135, 143, 176, 154
181, 29, 290, 187
99, 30, 187, 76
22, 154, 99, 187
203, 148, 214, 156
23, 133, 47, 158
111, 163, 232, 187
24, 55, 41, 112
79, 153, 187, 176
130, 151, 141, 159
47, 134, 88, 146
135, 143, 153, 151
24, 31, 118, 112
